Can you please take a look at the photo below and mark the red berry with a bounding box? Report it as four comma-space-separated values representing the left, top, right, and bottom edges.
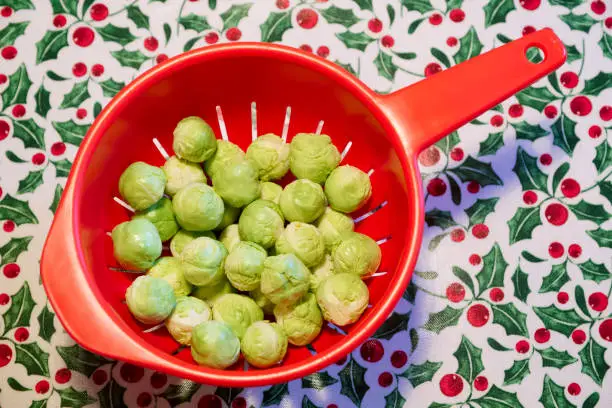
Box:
509, 104, 523, 118
467, 181, 480, 193
520, 0, 541, 10
316, 46, 330, 58
3, 263, 20, 278
198, 394, 222, 408
588, 292, 608, 312
381, 35, 395, 48
544, 105, 558, 118
120, 363, 144, 383
2, 46, 17, 60
144, 36, 159, 51
588, 125, 602, 138
51, 141, 66, 156
73, 27, 95, 47
73, 63, 87, 77
429, 13, 442, 25
449, 9, 465, 22
76, 108, 87, 119
368, 18, 382, 33
570, 96, 592, 116
568, 383, 581, 396
299, 44, 312, 52
490, 114, 504, 127
1, 6, 12, 17
32, 152, 46, 165
53, 15, 67, 27
360, 339, 384, 362
523, 190, 537, 205
391, 350, 407, 368
600, 106, 612, 121
450, 228, 465, 242
0, 74, 6, 84
515, 340, 530, 353
599, 319, 612, 341
226, 27, 241, 41
534, 328, 550, 343
297, 9, 318, 29
572, 329, 586, 344
469, 254, 481, 265
2, 220, 14, 232
92, 369, 108, 385
0, 294, 9, 305
55, 368, 72, 384
327, 405, 338, 408
446, 36, 457, 46
557, 291, 569, 304
91, 63, 104, 77
276, 0, 290, 9
560, 178, 580, 198
522, 25, 536, 36
450, 147, 464, 161
0, 344, 13, 367
156, 54, 168, 64
548, 242, 564, 258
205, 32, 219, 44
232, 397, 247, 408
427, 177, 447, 196
446, 283, 466, 303
545, 203, 568, 226
472, 224, 489, 239
560, 72, 578, 88
0, 120, 8, 140
439, 374, 463, 397
14, 327, 29, 342
568, 244, 582, 258
591, 0, 606, 14
467, 304, 489, 327
137, 392, 152, 407
424, 62, 442, 76
90, 3, 108, 21
473, 376, 488, 391
150, 372, 167, 388
378, 372, 393, 387
11, 105, 25, 118
418, 146, 441, 166
489, 288, 504, 302
606, 17, 612, 29
35, 380, 50, 394
539, 153, 552, 165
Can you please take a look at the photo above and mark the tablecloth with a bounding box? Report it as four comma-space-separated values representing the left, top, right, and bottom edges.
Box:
0, 0, 611, 407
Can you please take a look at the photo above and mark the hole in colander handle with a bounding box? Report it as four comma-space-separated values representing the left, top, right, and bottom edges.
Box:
378, 28, 566, 155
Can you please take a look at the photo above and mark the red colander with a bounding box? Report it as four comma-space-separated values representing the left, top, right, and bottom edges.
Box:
41, 29, 565, 387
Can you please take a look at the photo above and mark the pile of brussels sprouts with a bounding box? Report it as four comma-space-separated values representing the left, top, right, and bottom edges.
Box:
112, 116, 381, 370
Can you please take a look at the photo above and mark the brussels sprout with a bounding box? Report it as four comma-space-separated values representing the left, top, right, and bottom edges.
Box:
325, 165, 372, 213
241, 321, 288, 368
215, 204, 241, 231
191, 321, 240, 369
193, 276, 235, 305
204, 140, 245, 180
170, 229, 216, 257
212, 160, 261, 208
238, 200, 284, 249
219, 224, 241, 252
118, 162, 166, 211
212, 294, 263, 339
147, 257, 192, 298
274, 293, 322, 346
165, 296, 211, 345
310, 255, 335, 291
181, 237, 228, 286
112, 219, 162, 270
224, 242, 267, 291
260, 182, 282, 204
316, 273, 369, 326
249, 287, 275, 315
172, 183, 224, 231
332, 232, 381, 278
246, 134, 290, 181
133, 197, 179, 242
173, 116, 217, 163
161, 156, 206, 196
289, 133, 340, 184
125, 275, 176, 324
279, 179, 327, 223
315, 207, 355, 252
275, 222, 325, 268
260, 254, 311, 306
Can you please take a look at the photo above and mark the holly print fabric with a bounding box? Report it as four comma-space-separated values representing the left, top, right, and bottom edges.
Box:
0, 0, 611, 407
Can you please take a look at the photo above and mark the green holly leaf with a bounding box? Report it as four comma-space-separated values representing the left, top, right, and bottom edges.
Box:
387, 4, 396, 25
0, 22, 29, 48
81, 0, 95, 17
513, 147, 548, 192
164, 23, 171, 44
551, 162, 569, 195
425, 209, 455, 229
301, 372, 338, 389
576, 260, 610, 283
221, 4, 252, 30
563, 44, 581, 63
183, 37, 200, 52
483, 0, 515, 27
574, 286, 590, 319
215, 386, 243, 406
47, 70, 68, 81
479, 132, 504, 156
465, 198, 499, 228
35, 84, 52, 118
435, 131, 460, 154
53, 159, 72, 178
560, 13, 597, 33
447, 0, 464, 9
583, 392, 600, 408
0, 0, 33, 11
551, 114, 578, 156
579, 338, 609, 386
178, 13, 211, 32
581, 72, 611, 96
487, 338, 511, 351
36, 29, 69, 63
60, 81, 90, 109
7, 377, 30, 391
453, 336, 484, 383
516, 86, 557, 112
522, 250, 545, 262
549, 0, 581, 7
401, 0, 433, 14
600, 180, 612, 206
409, 328, 419, 353
17, 170, 45, 195
6, 151, 26, 163
50, 185, 63, 214
373, 312, 410, 340
449, 156, 502, 186
56, 344, 112, 377
513, 121, 548, 141
491, 303, 528, 337
2, 282, 35, 334
423, 306, 463, 333
13, 119, 45, 150
507, 207, 542, 245
355, 0, 373, 11
548, 72, 562, 95
512, 266, 530, 303
374, 51, 397, 81
599, 32, 612, 59
338, 357, 369, 406
53, 120, 89, 147
453, 266, 475, 295
540, 261, 570, 293
126, 5, 149, 30
98, 380, 127, 408
430, 48, 450, 68
50, 0, 78, 16
472, 385, 522, 407
403, 281, 417, 303
334, 60, 357, 76
37, 305, 56, 343
569, 200, 609, 225
503, 359, 530, 385
93, 102, 102, 118
336, 31, 374, 51
15, 342, 49, 377
320, 6, 359, 27
540, 375, 576, 408
407, 17, 424, 34
588, 228, 612, 248
99, 78, 125, 98
476, 243, 508, 295
262, 383, 288, 407
454, 27, 483, 64
111, 49, 149, 70
2, 65, 32, 107
0, 195, 38, 226
538, 347, 577, 369
97, 24, 136, 46
594, 141, 611, 174
0, 236, 33, 268
260, 12, 292, 43
57, 387, 97, 408
385, 387, 405, 408
30, 400, 48, 408
399, 360, 442, 387
534, 305, 589, 337
302, 395, 320, 408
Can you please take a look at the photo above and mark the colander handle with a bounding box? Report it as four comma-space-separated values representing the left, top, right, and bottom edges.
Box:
378, 28, 566, 155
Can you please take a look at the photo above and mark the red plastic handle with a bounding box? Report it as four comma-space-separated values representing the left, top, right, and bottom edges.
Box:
378, 28, 566, 155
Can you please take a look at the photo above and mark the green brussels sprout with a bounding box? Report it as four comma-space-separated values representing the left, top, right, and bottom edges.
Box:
238, 200, 284, 249
315, 207, 355, 252
204, 140, 245, 180
147, 257, 192, 297
191, 321, 240, 369
125, 275, 176, 324
260, 182, 282, 204
310, 255, 335, 292
325, 165, 372, 213
112, 219, 162, 270
241, 321, 288, 368
181, 237, 228, 286
260, 254, 311, 306
161, 156, 206, 196
332, 232, 381, 278
275, 222, 325, 268
249, 287, 275, 315
172, 183, 224, 231
118, 162, 166, 211
165, 296, 211, 345
212, 294, 263, 339
246, 133, 290, 181
289, 133, 340, 184
274, 293, 322, 346
215, 204, 241, 231
193, 276, 235, 305
212, 160, 261, 208
170, 229, 215, 258
133, 197, 179, 242
173, 116, 217, 163
219, 224, 241, 252
316, 273, 369, 326
279, 179, 327, 223
224, 242, 267, 291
